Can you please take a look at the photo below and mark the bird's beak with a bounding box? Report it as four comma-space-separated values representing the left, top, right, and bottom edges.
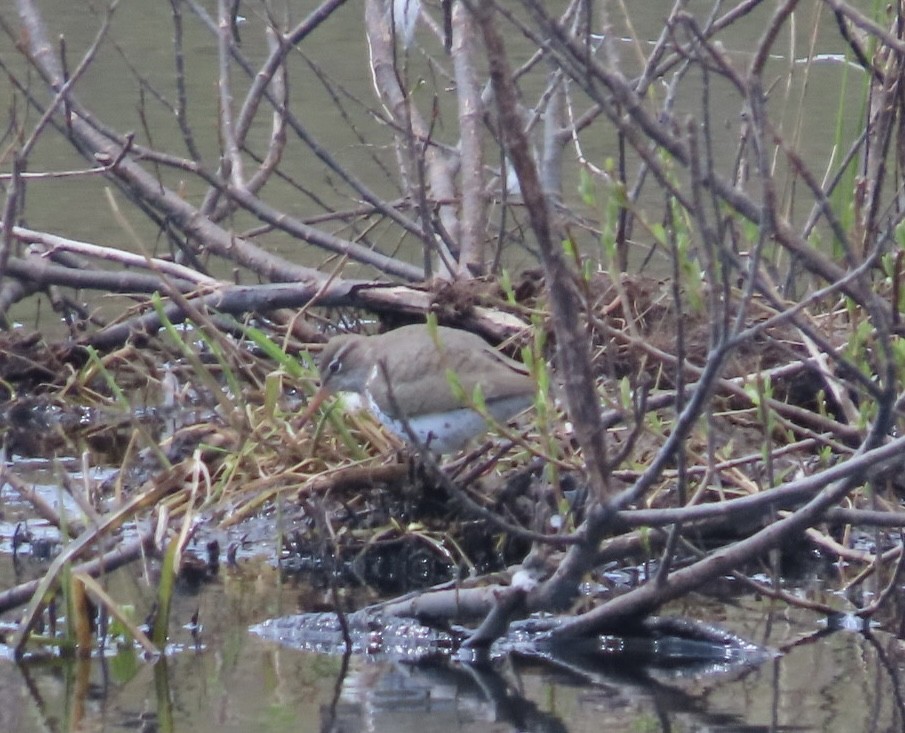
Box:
297, 384, 330, 429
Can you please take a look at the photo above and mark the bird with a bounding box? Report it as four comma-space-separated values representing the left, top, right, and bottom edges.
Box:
299, 324, 535, 453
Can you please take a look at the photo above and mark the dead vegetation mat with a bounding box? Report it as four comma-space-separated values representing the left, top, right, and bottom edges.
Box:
0, 273, 897, 603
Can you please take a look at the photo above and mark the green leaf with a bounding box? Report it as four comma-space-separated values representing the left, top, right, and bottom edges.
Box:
446, 369, 466, 403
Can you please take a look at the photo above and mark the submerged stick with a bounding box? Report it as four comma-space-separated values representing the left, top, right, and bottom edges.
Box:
0, 532, 155, 615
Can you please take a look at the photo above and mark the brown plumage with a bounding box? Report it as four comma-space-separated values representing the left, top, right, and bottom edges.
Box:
310, 324, 534, 452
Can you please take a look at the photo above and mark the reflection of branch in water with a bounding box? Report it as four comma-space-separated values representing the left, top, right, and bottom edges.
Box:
336, 658, 570, 733
458, 661, 569, 733
319, 648, 351, 733
320, 647, 757, 733
863, 630, 905, 725
506, 649, 758, 732
16, 661, 54, 733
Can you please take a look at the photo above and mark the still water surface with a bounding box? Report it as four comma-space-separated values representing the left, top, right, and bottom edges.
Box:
1, 474, 902, 733
0, 561, 901, 732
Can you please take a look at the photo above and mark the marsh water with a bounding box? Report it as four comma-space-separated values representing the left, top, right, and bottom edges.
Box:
2, 514, 903, 732
3, 2, 904, 732
2, 469, 903, 733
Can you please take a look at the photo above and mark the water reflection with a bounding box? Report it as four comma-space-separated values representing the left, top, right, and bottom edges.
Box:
1, 575, 903, 732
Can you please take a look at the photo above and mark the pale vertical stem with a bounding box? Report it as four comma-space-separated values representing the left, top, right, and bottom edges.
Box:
452, 1, 487, 275
539, 74, 565, 206
365, 0, 459, 278
0, 155, 20, 281
216, 0, 244, 188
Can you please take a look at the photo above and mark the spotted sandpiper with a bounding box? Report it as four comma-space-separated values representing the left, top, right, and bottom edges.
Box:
299, 324, 535, 453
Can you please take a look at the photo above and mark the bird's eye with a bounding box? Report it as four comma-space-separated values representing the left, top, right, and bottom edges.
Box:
328, 358, 342, 374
